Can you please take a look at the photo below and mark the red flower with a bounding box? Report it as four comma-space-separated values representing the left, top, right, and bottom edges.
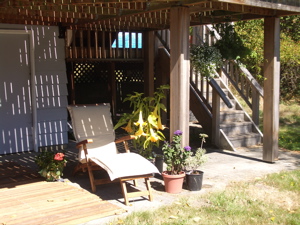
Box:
54, 153, 65, 161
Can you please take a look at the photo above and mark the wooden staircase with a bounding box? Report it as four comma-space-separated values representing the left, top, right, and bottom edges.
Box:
155, 26, 263, 151
217, 80, 262, 150
189, 76, 262, 151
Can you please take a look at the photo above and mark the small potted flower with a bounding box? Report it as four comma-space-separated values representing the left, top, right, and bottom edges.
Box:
161, 130, 192, 193
184, 133, 208, 191
35, 151, 67, 181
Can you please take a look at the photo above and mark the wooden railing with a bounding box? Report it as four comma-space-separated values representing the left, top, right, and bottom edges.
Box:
65, 30, 144, 60
204, 25, 264, 125
156, 25, 264, 127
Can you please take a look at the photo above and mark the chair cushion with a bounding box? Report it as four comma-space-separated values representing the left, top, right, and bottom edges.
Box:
90, 152, 160, 181
78, 141, 118, 163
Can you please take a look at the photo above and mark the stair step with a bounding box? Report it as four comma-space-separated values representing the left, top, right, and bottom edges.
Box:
220, 99, 236, 110
220, 110, 245, 122
227, 133, 262, 148
220, 121, 252, 136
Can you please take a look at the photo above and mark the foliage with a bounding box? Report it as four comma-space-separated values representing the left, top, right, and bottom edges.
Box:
162, 130, 192, 175
234, 19, 264, 82
35, 151, 67, 181
184, 133, 208, 174
114, 85, 169, 159
213, 23, 251, 61
110, 170, 300, 225
235, 18, 300, 101
279, 34, 300, 101
190, 43, 222, 77
281, 15, 300, 43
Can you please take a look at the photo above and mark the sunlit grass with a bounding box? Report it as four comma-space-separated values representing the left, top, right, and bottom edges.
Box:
279, 102, 300, 151
263, 170, 300, 193
108, 170, 300, 225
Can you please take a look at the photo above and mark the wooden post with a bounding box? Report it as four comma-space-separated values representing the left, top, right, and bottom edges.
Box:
110, 62, 116, 119
252, 89, 260, 126
170, 6, 190, 147
263, 17, 280, 162
144, 31, 155, 97
212, 89, 220, 147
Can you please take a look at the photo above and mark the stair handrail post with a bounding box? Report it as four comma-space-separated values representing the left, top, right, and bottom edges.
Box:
211, 88, 221, 148
252, 88, 260, 126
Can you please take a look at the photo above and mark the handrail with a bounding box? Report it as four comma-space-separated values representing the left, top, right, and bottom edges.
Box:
155, 29, 233, 112
209, 78, 233, 109
155, 31, 170, 53
205, 25, 264, 99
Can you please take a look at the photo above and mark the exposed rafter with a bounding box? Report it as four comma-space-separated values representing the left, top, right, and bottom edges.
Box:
0, 0, 299, 31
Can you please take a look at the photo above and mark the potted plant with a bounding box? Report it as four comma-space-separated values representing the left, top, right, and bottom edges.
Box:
190, 43, 222, 78
114, 85, 169, 161
184, 133, 208, 191
161, 130, 192, 193
35, 151, 67, 182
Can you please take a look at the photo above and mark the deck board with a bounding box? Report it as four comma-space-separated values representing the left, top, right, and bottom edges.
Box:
0, 162, 126, 224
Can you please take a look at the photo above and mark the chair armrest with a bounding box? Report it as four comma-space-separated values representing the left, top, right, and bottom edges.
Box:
115, 135, 135, 153
76, 139, 93, 148
115, 135, 135, 144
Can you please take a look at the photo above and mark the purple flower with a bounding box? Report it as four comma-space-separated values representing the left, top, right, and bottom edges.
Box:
184, 146, 191, 151
174, 130, 183, 136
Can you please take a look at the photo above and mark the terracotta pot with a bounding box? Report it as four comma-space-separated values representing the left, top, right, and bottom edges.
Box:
162, 171, 185, 194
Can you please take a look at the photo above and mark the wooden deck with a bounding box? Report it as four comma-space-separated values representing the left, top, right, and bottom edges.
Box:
0, 162, 126, 225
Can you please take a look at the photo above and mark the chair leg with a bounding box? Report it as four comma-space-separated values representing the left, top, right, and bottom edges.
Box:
145, 177, 153, 202
120, 180, 129, 206
133, 179, 138, 187
87, 161, 96, 192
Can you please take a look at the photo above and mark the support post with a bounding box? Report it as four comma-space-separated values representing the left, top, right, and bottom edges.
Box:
252, 89, 260, 126
144, 31, 155, 96
170, 6, 190, 147
211, 89, 220, 147
263, 17, 280, 162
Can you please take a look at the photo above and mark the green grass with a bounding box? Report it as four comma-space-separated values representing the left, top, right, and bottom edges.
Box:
263, 170, 300, 193
108, 170, 300, 225
279, 102, 300, 151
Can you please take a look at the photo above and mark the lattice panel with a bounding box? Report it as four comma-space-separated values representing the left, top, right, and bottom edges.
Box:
115, 62, 144, 83
74, 63, 109, 84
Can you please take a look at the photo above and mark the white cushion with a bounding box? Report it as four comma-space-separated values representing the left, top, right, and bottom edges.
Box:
90, 152, 160, 180
78, 141, 118, 163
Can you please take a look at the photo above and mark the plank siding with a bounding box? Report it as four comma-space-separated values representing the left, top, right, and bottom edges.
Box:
0, 24, 69, 152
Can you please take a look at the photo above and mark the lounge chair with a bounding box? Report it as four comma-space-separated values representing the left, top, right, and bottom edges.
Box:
67, 104, 159, 205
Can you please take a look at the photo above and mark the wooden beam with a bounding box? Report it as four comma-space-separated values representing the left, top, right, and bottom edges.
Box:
144, 31, 155, 97
169, 6, 190, 147
263, 17, 280, 162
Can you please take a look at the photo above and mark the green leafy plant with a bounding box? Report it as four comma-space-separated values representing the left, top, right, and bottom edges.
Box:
213, 23, 251, 61
185, 133, 208, 174
35, 151, 67, 181
190, 43, 222, 78
162, 130, 192, 175
114, 85, 169, 159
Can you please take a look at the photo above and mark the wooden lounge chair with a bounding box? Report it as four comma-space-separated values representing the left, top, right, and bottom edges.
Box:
67, 104, 159, 205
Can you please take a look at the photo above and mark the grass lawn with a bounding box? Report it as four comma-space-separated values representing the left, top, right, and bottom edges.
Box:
109, 170, 300, 225
279, 102, 300, 151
